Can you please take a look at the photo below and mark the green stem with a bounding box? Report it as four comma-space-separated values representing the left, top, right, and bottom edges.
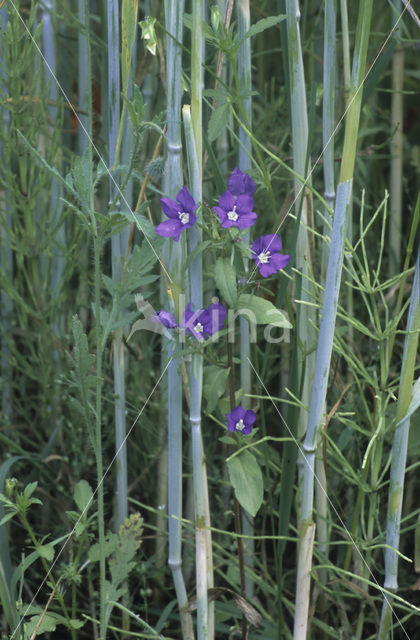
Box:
20, 513, 71, 626
93, 236, 106, 639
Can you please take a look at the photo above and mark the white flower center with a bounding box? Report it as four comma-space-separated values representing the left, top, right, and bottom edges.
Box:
258, 250, 270, 264
227, 205, 239, 221
179, 211, 190, 224
194, 322, 204, 333
235, 419, 245, 431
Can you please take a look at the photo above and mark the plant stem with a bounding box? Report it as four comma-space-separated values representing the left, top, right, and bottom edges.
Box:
227, 340, 247, 639
94, 235, 106, 639
389, 0, 404, 273
164, 2, 194, 638
378, 248, 420, 639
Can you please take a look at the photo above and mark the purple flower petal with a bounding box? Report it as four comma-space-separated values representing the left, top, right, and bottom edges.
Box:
160, 197, 180, 219
215, 190, 257, 229
226, 406, 256, 434
228, 168, 255, 196
252, 234, 282, 255
251, 234, 290, 277
152, 310, 177, 328
235, 193, 255, 214
157, 187, 198, 240
181, 303, 207, 340
207, 302, 226, 334
155, 219, 184, 241
232, 212, 257, 230
176, 186, 197, 213
218, 190, 235, 211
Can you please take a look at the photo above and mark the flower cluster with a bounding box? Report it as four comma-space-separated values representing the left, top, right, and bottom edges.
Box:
154, 168, 290, 436
152, 302, 226, 341
155, 168, 289, 279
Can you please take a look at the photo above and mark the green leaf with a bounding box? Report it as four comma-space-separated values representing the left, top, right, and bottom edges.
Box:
208, 103, 230, 143
0, 512, 16, 526
37, 544, 54, 562
23, 482, 38, 500
218, 389, 243, 416
122, 0, 139, 92
237, 15, 286, 46
16, 130, 75, 196
88, 533, 119, 563
203, 366, 230, 413
236, 293, 292, 328
74, 480, 93, 513
214, 257, 238, 308
234, 239, 253, 261
219, 435, 236, 445
25, 613, 58, 636
227, 450, 264, 517
184, 240, 212, 271
69, 619, 85, 630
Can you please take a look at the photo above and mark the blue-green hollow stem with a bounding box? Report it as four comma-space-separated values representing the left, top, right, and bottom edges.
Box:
378, 248, 420, 639
41, 0, 65, 325
183, 102, 209, 640
107, 0, 128, 531
164, 2, 194, 638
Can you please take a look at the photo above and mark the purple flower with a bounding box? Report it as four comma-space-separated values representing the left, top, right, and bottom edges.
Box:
156, 186, 197, 241
182, 302, 226, 340
251, 234, 290, 277
228, 167, 255, 196
214, 191, 257, 229
226, 406, 256, 435
152, 310, 177, 329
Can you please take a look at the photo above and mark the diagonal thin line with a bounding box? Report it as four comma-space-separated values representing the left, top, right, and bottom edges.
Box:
247, 357, 414, 639
247, 1, 412, 283
10, 357, 172, 640
6, 0, 172, 284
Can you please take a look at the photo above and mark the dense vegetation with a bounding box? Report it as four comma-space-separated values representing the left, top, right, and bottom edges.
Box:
0, 1, 419, 639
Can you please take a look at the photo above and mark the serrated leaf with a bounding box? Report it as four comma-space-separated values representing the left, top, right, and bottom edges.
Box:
237, 15, 286, 46
102, 274, 117, 297
16, 130, 74, 195
74, 480, 93, 513
236, 293, 292, 328
215, 257, 237, 308
88, 533, 119, 563
72, 315, 96, 378
208, 102, 230, 143
25, 613, 58, 636
227, 450, 264, 517
69, 619, 85, 630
